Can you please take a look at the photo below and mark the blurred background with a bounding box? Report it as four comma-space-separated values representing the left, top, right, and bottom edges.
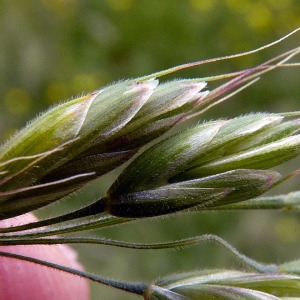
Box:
0, 1, 299, 299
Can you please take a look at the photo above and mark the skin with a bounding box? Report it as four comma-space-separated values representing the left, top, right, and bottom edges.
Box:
0, 213, 90, 300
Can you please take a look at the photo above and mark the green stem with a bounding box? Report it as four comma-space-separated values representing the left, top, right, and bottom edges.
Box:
0, 214, 131, 237
139, 28, 300, 80
0, 198, 109, 234
205, 191, 300, 210
0, 250, 147, 296
0, 234, 277, 274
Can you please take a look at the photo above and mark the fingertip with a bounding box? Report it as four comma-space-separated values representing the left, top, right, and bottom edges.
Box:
0, 213, 90, 300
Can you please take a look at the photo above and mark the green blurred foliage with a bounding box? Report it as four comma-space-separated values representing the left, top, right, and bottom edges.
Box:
0, 1, 299, 299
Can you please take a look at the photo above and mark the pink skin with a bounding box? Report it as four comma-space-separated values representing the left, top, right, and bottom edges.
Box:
0, 213, 90, 300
